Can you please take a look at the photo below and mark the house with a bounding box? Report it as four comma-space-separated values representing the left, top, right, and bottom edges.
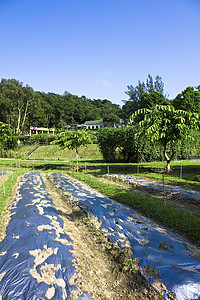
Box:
84, 119, 104, 129
29, 126, 55, 135
84, 118, 125, 129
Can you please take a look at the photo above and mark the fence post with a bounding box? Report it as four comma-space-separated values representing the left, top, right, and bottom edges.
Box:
180, 162, 182, 181
162, 174, 166, 205
11, 164, 13, 180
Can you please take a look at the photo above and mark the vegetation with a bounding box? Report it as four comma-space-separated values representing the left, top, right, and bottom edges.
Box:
0, 78, 122, 134
122, 74, 169, 120
1, 74, 200, 169
0, 122, 17, 155
0, 169, 25, 220
172, 86, 200, 114
128, 105, 200, 172
97, 126, 161, 163
52, 129, 93, 171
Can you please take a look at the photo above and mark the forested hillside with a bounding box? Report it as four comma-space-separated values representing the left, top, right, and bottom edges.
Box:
0, 78, 122, 134
0, 76, 199, 136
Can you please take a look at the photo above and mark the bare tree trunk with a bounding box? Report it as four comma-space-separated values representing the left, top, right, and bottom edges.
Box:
164, 143, 175, 173
21, 100, 29, 133
16, 106, 21, 135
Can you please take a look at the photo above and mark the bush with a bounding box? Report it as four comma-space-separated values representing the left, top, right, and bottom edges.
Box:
97, 127, 161, 163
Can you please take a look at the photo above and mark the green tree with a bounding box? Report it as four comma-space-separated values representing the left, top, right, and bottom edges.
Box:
54, 129, 92, 172
172, 86, 200, 114
122, 74, 167, 120
97, 127, 121, 162
141, 91, 168, 109
128, 105, 200, 172
97, 126, 160, 163
0, 79, 34, 134
0, 122, 17, 155
103, 113, 120, 127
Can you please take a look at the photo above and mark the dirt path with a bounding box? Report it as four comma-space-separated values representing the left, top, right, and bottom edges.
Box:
42, 173, 163, 299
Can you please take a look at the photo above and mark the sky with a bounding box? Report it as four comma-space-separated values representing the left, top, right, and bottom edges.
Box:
0, 0, 200, 106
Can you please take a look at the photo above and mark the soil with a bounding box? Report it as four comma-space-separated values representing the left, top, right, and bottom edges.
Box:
42, 173, 163, 299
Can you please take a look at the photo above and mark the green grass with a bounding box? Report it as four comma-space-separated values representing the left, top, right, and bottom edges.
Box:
0, 169, 26, 221
67, 171, 200, 246
26, 144, 102, 161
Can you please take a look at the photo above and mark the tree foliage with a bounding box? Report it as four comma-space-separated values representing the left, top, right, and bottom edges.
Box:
97, 127, 160, 163
128, 105, 200, 171
54, 129, 92, 171
0, 78, 122, 134
0, 122, 17, 154
172, 86, 200, 114
122, 74, 168, 120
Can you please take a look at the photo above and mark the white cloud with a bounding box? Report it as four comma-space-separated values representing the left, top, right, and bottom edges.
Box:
95, 79, 113, 88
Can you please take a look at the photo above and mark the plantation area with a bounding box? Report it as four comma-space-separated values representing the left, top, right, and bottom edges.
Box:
1, 74, 200, 299
0, 143, 200, 299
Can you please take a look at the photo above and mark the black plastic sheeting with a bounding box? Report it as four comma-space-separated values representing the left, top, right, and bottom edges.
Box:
0, 172, 93, 300
108, 174, 200, 202
50, 173, 200, 300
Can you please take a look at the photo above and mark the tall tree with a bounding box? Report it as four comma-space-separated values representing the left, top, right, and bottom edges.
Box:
0, 79, 34, 134
141, 91, 169, 109
154, 75, 164, 94
123, 74, 167, 120
172, 86, 200, 114
128, 105, 199, 172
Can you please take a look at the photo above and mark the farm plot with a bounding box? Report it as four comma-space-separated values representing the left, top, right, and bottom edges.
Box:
50, 173, 200, 300
0, 172, 92, 299
107, 174, 200, 202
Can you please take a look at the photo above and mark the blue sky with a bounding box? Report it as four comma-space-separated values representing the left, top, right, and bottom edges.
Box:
0, 0, 199, 106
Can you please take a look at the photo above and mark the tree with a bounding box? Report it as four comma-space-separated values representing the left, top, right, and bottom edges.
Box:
122, 74, 167, 120
172, 86, 200, 114
54, 129, 92, 172
0, 122, 17, 155
103, 113, 120, 127
128, 105, 200, 172
0, 79, 34, 134
141, 91, 169, 110
97, 127, 122, 162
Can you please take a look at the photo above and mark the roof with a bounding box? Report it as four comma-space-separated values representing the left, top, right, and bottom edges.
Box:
84, 118, 103, 125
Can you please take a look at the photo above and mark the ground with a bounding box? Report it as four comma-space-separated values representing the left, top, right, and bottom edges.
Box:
0, 172, 163, 299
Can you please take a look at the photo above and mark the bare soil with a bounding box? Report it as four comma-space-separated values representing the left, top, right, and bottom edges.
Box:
42, 173, 163, 299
